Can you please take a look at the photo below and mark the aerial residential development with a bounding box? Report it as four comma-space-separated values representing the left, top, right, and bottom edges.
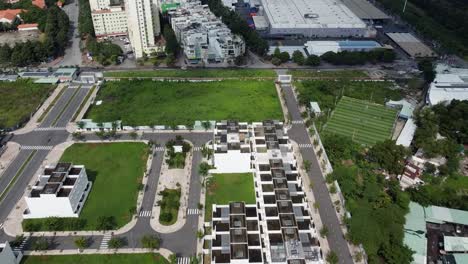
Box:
0, 0, 467, 264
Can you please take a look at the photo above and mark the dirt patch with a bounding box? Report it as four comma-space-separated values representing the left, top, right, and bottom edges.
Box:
0, 30, 40, 46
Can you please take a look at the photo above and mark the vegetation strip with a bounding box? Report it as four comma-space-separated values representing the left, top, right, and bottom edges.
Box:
104, 69, 277, 78
72, 85, 96, 122
51, 86, 81, 127
21, 253, 169, 264
37, 85, 66, 123
0, 150, 37, 203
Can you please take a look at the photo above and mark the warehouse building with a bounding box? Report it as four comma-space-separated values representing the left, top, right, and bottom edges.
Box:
427, 64, 468, 106
386, 33, 436, 58
258, 0, 368, 38
341, 0, 389, 21
304, 40, 382, 56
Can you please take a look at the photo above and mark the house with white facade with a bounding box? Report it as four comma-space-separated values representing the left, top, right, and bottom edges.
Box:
209, 121, 324, 264
169, 1, 245, 64
24, 163, 92, 219
0, 242, 22, 264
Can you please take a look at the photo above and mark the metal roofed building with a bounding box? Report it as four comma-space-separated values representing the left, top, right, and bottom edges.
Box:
404, 202, 427, 264
444, 237, 468, 253
341, 0, 390, 20
425, 206, 468, 226
52, 68, 78, 82
427, 64, 468, 106
24, 163, 92, 219
304, 40, 381, 56
386, 33, 436, 58
260, 0, 368, 38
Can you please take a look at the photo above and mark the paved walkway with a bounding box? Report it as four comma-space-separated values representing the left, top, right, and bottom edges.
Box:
25, 247, 174, 259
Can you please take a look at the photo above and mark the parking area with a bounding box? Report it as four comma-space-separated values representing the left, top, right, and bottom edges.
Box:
0, 30, 40, 46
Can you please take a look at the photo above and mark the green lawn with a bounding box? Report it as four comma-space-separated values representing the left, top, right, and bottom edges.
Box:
158, 188, 181, 225
104, 69, 276, 78
86, 80, 283, 126
288, 69, 368, 79
205, 173, 256, 221
0, 80, 55, 128
23, 143, 149, 231
21, 253, 168, 264
324, 97, 397, 145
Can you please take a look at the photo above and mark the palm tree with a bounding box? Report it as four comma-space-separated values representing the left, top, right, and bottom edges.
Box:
77, 121, 85, 130
74, 237, 88, 251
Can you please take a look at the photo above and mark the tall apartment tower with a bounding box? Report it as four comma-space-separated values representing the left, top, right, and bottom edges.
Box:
126, 0, 163, 58
89, 0, 128, 38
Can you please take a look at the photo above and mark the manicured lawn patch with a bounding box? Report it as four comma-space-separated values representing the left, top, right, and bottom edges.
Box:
324, 97, 397, 145
86, 80, 283, 126
158, 188, 181, 225
104, 69, 276, 78
205, 173, 255, 221
288, 69, 368, 79
23, 143, 149, 231
21, 253, 168, 264
0, 80, 55, 128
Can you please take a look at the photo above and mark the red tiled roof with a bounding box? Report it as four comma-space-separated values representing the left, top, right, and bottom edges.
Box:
32, 0, 46, 9
18, 23, 38, 29
0, 9, 23, 22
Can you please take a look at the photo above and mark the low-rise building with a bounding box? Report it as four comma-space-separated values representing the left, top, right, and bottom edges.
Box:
0, 241, 22, 264
427, 64, 468, 106
17, 23, 38, 31
52, 68, 78, 82
0, 9, 22, 24
169, 1, 245, 64
304, 40, 382, 56
24, 163, 92, 219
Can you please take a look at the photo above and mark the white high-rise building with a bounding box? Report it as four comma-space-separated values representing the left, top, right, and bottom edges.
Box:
126, 0, 163, 58
90, 0, 128, 38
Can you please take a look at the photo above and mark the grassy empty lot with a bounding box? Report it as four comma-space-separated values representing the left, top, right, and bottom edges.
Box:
0, 80, 55, 128
23, 143, 149, 231
21, 253, 168, 264
324, 97, 397, 145
104, 69, 276, 78
86, 80, 283, 126
205, 173, 256, 221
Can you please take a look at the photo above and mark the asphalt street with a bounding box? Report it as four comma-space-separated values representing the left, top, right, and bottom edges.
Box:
39, 87, 75, 128
57, 0, 82, 67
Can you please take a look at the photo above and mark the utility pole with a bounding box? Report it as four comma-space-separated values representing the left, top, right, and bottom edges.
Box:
403, 0, 408, 13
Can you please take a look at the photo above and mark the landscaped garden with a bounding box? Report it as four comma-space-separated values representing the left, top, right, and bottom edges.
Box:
21, 253, 169, 264
23, 143, 149, 231
165, 137, 191, 169
104, 69, 276, 78
205, 173, 256, 221
0, 80, 55, 129
158, 188, 182, 225
324, 97, 398, 145
85, 80, 283, 126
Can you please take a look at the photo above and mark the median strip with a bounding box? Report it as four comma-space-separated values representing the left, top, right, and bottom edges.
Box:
51, 86, 81, 127
72, 85, 96, 122
0, 150, 37, 203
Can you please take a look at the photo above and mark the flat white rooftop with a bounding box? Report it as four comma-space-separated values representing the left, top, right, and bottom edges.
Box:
261, 0, 366, 29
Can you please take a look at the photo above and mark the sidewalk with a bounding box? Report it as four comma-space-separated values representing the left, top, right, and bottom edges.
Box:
14, 83, 66, 135
0, 142, 21, 178
24, 247, 174, 259
67, 84, 100, 133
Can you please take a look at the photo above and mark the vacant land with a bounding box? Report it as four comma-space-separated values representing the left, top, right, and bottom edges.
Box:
288, 69, 368, 79
158, 188, 181, 225
205, 173, 256, 221
86, 80, 282, 126
23, 143, 149, 230
324, 97, 397, 145
0, 80, 55, 128
104, 69, 276, 78
21, 253, 168, 264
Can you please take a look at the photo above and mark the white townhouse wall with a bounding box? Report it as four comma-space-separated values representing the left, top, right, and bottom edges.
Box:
24, 163, 92, 219
212, 121, 252, 173
0, 242, 22, 264
126, 0, 163, 58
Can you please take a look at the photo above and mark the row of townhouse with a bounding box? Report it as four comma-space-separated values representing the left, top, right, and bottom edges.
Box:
89, 0, 163, 58
168, 1, 245, 64
209, 121, 324, 264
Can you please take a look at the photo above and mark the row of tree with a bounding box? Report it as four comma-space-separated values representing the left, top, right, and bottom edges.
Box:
205, 0, 269, 56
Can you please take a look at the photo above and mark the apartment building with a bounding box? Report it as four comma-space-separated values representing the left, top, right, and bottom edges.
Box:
169, 1, 245, 64
24, 163, 92, 219
212, 120, 252, 173
209, 121, 324, 264
126, 0, 163, 58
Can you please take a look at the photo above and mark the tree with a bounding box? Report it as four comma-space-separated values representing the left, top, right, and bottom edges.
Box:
163, 25, 179, 56
108, 237, 123, 249
418, 59, 436, 83
169, 254, 177, 264
368, 139, 407, 175
271, 57, 282, 66
326, 251, 339, 264
292, 50, 305, 65
141, 234, 161, 249
77, 121, 85, 130
278, 52, 290, 63
202, 121, 211, 131
32, 237, 49, 251
303, 160, 311, 172
320, 226, 329, 237
74, 237, 88, 250
129, 131, 138, 140
10, 235, 24, 248
201, 146, 214, 159
305, 55, 320, 66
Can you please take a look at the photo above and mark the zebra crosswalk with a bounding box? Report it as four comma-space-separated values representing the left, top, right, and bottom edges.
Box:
154, 147, 165, 152
34, 127, 66, 131
13, 236, 29, 251
100, 234, 112, 250
298, 144, 313, 148
0, 223, 3, 230
177, 257, 191, 264
187, 208, 200, 215
20, 145, 53, 150
139, 210, 152, 217
193, 147, 202, 151
291, 120, 304, 124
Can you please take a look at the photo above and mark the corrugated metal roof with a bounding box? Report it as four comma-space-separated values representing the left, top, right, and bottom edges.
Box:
444, 236, 468, 252
425, 205, 468, 226
404, 202, 427, 264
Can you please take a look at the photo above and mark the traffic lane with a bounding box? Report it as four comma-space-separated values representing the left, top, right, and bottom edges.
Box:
11, 131, 69, 147
55, 87, 90, 127
280, 84, 302, 120
39, 88, 75, 128
0, 150, 32, 200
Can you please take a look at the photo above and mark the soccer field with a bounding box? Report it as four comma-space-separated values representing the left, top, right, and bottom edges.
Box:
324, 97, 398, 145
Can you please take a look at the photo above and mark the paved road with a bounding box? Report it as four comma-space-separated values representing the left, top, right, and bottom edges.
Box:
57, 0, 82, 67
39, 87, 76, 128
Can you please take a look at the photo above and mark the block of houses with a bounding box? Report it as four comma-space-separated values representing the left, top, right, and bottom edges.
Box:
23, 163, 92, 219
